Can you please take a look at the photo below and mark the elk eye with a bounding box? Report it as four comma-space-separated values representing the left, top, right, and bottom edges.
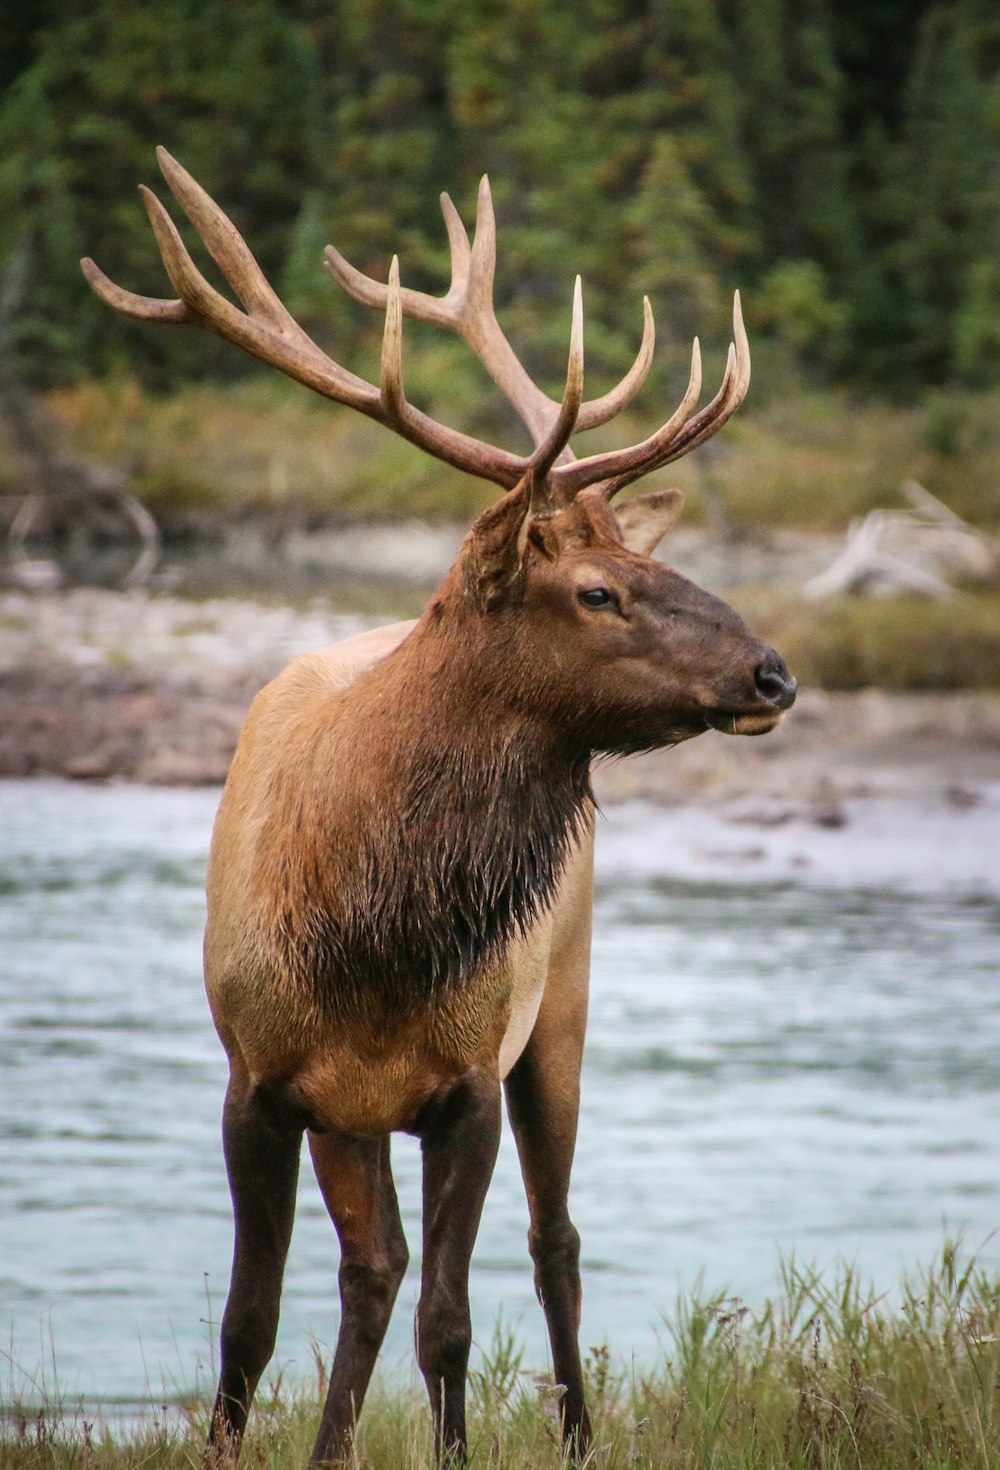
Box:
578, 587, 614, 609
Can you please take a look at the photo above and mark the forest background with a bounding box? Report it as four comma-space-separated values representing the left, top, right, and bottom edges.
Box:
2, 0, 1000, 690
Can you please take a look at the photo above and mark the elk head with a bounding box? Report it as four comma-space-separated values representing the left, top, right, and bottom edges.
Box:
82, 150, 795, 751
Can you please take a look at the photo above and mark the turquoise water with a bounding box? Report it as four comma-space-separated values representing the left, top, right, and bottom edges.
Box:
2, 780, 999, 1405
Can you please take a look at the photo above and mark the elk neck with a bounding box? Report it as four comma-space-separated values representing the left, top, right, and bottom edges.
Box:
271, 592, 594, 1016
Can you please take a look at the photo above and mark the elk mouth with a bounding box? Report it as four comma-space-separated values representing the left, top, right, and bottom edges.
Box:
704, 706, 786, 737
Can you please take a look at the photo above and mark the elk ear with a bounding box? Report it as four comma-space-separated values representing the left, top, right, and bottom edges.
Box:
614, 488, 684, 556
459, 486, 530, 610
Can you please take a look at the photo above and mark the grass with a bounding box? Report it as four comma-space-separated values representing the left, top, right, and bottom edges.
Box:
33, 379, 1000, 535
4, 1244, 1000, 1468
732, 588, 1000, 691
41, 377, 498, 523
7, 378, 1000, 692
717, 387, 1000, 535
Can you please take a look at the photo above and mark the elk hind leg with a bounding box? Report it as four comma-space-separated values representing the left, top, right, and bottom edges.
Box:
504, 1025, 592, 1457
416, 1070, 502, 1464
207, 1064, 303, 1463
307, 1131, 409, 1466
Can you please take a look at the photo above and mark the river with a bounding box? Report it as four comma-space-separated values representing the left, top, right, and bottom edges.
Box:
2, 778, 999, 1408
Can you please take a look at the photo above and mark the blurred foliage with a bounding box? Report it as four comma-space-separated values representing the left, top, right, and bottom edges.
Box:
738, 586, 1000, 690
44, 377, 1000, 535
1, 0, 999, 406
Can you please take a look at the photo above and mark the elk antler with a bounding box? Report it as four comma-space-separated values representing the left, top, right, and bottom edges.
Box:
82, 149, 533, 490
326, 176, 652, 457
552, 293, 750, 500
82, 150, 750, 509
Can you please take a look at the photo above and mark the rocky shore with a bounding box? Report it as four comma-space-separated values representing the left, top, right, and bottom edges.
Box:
0, 588, 370, 785
4, 587, 1000, 810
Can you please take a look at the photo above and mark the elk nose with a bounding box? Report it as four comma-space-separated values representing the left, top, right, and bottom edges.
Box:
754, 650, 797, 709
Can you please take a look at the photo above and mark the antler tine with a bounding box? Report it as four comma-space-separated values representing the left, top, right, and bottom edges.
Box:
439, 191, 472, 300
555, 336, 703, 499
660, 356, 743, 465
323, 182, 477, 331
324, 185, 477, 330
633, 292, 750, 473
467, 176, 497, 313
526, 277, 585, 506
323, 241, 392, 311
660, 291, 751, 453
554, 291, 749, 499
140, 186, 252, 339
156, 147, 294, 328
574, 297, 655, 432
380, 256, 406, 419
80, 255, 189, 323
325, 238, 457, 330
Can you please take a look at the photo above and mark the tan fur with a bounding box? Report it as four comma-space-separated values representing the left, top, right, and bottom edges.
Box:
204, 616, 595, 1135
205, 493, 793, 1136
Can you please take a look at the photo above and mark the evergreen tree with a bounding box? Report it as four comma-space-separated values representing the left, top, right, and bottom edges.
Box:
894, 2, 1000, 385
1, 0, 997, 398
0, 0, 324, 383
640, 0, 753, 270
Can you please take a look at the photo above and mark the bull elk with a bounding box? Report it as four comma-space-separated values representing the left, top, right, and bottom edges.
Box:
83, 150, 796, 1466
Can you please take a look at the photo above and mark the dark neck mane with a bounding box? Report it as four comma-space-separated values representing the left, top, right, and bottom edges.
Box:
282, 626, 594, 1015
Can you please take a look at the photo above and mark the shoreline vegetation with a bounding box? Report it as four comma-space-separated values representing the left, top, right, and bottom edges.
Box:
28, 379, 1000, 535
4, 1247, 999, 1468
4, 584, 1000, 794
2, 382, 1000, 789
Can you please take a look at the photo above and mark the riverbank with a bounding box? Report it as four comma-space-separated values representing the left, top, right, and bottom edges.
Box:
4, 1249, 999, 1469
4, 585, 1000, 799
0, 587, 371, 784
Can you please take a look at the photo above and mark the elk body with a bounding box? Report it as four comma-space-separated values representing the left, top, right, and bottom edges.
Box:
84, 152, 797, 1467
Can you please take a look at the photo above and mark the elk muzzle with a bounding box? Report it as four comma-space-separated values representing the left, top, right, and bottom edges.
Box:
705, 646, 797, 736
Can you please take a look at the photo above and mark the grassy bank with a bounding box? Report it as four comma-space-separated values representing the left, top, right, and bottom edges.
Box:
5, 1247, 1000, 1468
733, 588, 1000, 691
21, 380, 1000, 534
5, 380, 1000, 693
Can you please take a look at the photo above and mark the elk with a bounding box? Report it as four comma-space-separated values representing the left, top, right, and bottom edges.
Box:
83, 150, 796, 1467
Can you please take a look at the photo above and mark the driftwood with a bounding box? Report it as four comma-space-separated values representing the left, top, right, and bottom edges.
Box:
0, 241, 160, 589
803, 482, 995, 599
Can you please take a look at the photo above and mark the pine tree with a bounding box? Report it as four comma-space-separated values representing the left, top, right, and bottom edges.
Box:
895, 2, 1000, 385
0, 0, 325, 383
726, 0, 857, 366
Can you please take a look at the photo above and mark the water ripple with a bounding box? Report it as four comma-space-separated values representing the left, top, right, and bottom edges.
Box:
2, 779, 999, 1401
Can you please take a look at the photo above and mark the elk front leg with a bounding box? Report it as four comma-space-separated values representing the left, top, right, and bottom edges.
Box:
416, 1069, 502, 1464
206, 1063, 302, 1464
504, 1024, 592, 1458
307, 1132, 409, 1466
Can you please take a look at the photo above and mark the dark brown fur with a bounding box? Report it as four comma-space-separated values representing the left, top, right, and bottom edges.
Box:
268, 705, 593, 1014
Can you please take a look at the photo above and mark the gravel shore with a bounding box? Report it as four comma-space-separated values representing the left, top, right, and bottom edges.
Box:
4, 587, 1000, 808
